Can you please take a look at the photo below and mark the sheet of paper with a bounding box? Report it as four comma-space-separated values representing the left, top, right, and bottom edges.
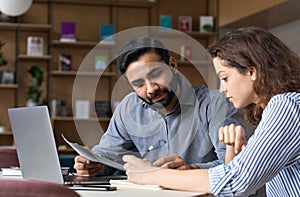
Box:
62, 135, 124, 171
110, 179, 163, 190
1, 167, 22, 176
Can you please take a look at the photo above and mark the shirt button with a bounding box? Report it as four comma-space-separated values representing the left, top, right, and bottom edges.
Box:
159, 140, 167, 145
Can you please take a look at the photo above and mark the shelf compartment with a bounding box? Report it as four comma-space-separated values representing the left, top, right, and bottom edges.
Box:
151, 30, 218, 39
0, 23, 51, 31
52, 40, 115, 48
51, 70, 116, 77
0, 131, 13, 136
50, 0, 156, 8
52, 116, 110, 122
0, 84, 18, 89
176, 60, 213, 67
19, 54, 52, 60
18, 23, 52, 31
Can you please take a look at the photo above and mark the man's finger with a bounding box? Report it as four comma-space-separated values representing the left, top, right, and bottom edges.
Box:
75, 155, 91, 164
152, 154, 178, 167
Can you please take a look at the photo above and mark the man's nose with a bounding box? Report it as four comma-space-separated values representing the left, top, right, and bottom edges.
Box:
146, 81, 159, 95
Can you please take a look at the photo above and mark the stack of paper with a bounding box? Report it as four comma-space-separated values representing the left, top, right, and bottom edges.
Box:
1, 167, 22, 176
110, 179, 163, 190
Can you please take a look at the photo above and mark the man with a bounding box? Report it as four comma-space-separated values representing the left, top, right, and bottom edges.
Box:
74, 37, 246, 176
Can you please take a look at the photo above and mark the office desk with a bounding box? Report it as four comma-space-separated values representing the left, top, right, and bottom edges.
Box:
0, 172, 210, 197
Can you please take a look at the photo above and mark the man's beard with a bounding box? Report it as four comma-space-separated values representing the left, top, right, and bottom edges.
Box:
140, 73, 179, 109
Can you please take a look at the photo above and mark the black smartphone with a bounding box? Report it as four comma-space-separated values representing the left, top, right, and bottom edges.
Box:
69, 185, 117, 191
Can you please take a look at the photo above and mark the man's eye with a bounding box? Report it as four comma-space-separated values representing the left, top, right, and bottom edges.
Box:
221, 77, 227, 82
132, 81, 144, 88
148, 70, 162, 79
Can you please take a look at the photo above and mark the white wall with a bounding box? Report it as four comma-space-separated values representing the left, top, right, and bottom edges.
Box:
219, 19, 300, 56
269, 19, 300, 56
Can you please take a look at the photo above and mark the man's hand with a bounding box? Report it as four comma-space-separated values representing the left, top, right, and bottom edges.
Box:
152, 154, 198, 170
219, 124, 247, 155
73, 155, 103, 177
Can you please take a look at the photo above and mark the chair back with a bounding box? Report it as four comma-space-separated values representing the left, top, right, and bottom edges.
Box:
0, 179, 80, 197
0, 146, 19, 168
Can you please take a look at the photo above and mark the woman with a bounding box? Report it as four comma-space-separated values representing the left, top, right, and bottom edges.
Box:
122, 27, 300, 196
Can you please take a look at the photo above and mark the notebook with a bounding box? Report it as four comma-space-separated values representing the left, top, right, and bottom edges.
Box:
8, 105, 126, 185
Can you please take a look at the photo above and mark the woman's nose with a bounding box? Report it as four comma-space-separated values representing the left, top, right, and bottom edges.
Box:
219, 80, 226, 94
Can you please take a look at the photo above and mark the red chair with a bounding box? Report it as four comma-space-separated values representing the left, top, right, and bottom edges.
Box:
0, 146, 19, 168
0, 179, 80, 197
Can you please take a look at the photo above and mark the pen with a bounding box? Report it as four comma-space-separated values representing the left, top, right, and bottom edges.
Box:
141, 146, 153, 159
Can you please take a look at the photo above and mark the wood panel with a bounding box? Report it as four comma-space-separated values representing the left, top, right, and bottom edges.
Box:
113, 7, 151, 32
51, 3, 110, 41
17, 61, 48, 107
0, 89, 15, 130
20, 1, 49, 24
158, 0, 209, 31
219, 0, 287, 27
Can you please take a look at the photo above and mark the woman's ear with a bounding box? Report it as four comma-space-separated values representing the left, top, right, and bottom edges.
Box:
169, 56, 178, 70
249, 67, 257, 80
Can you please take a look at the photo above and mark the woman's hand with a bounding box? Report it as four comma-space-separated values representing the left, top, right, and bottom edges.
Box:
123, 155, 160, 185
219, 124, 247, 164
219, 124, 247, 154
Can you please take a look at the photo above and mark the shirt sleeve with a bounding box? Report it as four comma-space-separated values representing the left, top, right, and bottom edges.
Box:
92, 101, 140, 175
209, 94, 300, 196
205, 89, 247, 168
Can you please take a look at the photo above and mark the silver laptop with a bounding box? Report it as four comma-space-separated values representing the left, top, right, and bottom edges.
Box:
8, 106, 126, 185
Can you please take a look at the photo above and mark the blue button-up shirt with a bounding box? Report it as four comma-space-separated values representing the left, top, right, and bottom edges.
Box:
92, 73, 245, 175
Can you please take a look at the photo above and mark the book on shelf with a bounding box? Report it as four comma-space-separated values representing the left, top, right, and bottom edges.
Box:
178, 16, 192, 32
180, 45, 193, 61
199, 16, 214, 33
50, 99, 68, 117
100, 24, 114, 43
94, 101, 111, 118
75, 100, 90, 119
95, 55, 108, 71
60, 22, 76, 42
160, 15, 172, 29
59, 54, 72, 71
0, 70, 14, 84
27, 36, 43, 56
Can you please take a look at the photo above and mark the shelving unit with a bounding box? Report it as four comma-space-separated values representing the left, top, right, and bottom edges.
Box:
0, 20, 51, 144
0, 0, 219, 149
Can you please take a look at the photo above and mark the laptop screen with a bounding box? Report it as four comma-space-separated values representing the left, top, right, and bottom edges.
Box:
8, 106, 64, 184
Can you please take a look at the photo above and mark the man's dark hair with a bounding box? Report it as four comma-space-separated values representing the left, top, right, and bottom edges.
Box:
117, 37, 170, 74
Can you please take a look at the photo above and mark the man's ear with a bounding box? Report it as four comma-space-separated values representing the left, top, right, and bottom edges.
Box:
249, 66, 257, 80
169, 56, 178, 69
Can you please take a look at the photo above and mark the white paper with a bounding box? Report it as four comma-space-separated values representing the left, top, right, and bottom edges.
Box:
62, 135, 124, 171
1, 167, 22, 176
110, 179, 163, 190
75, 100, 90, 119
